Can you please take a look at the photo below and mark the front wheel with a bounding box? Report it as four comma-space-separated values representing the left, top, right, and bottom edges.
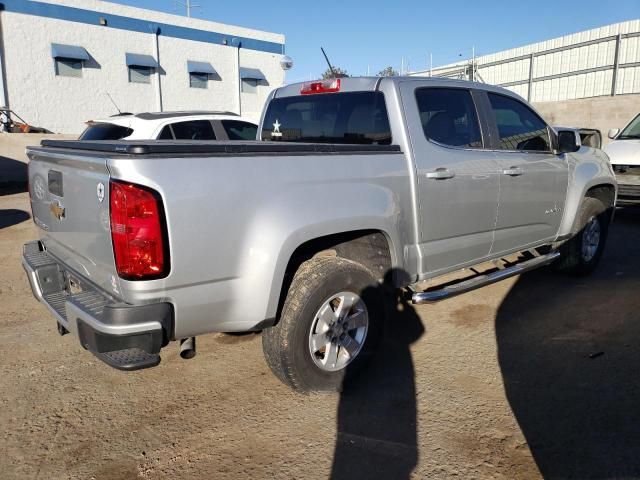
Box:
262, 256, 383, 393
555, 197, 610, 275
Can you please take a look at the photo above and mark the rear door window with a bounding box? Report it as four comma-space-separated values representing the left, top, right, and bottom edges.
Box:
487, 93, 551, 151
221, 120, 258, 140
261, 91, 391, 144
415, 88, 483, 148
170, 120, 216, 140
79, 123, 133, 140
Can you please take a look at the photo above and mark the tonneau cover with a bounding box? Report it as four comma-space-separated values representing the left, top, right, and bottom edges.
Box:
38, 139, 402, 156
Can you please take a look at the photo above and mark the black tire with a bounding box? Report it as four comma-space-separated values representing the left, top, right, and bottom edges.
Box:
262, 256, 384, 393
555, 196, 610, 275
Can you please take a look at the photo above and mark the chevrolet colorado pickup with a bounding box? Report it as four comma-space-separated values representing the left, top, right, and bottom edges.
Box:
23, 77, 617, 392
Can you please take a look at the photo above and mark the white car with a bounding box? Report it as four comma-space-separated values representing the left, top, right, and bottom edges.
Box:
604, 113, 640, 204
79, 111, 258, 141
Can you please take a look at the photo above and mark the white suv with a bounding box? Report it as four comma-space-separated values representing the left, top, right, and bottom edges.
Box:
604, 113, 640, 204
79, 111, 258, 141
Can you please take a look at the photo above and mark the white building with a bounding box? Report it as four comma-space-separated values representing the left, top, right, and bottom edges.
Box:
0, 0, 286, 133
410, 20, 640, 103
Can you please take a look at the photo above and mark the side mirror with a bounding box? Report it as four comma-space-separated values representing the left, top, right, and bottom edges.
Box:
608, 128, 620, 139
556, 129, 580, 154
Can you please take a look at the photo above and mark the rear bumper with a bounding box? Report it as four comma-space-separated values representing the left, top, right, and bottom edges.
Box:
22, 240, 172, 370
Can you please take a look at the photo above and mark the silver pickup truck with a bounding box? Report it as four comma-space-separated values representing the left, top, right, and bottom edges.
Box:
23, 77, 616, 392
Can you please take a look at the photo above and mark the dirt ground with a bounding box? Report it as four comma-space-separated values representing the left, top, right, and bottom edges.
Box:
1, 190, 639, 480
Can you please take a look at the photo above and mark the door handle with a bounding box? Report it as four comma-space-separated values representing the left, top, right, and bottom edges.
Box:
502, 167, 524, 176
426, 169, 455, 180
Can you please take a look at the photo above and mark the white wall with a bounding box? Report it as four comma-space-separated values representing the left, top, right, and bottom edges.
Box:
158, 36, 239, 116
0, 0, 285, 133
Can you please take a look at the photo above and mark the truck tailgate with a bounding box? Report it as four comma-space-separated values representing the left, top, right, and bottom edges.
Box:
26, 147, 120, 296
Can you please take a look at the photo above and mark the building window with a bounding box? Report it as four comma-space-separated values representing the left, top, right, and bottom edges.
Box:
189, 72, 209, 89
129, 66, 152, 84
242, 79, 258, 94
55, 58, 82, 78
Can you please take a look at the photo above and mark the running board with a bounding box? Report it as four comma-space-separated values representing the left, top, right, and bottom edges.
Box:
412, 251, 561, 304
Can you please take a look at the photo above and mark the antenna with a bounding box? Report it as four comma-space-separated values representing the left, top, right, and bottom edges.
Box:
175, 0, 201, 17
320, 47, 337, 78
106, 92, 121, 115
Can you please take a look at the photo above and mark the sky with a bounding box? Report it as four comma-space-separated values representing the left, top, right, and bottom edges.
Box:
108, 0, 640, 83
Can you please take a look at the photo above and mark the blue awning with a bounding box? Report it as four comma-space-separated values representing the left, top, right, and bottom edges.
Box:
240, 67, 266, 81
51, 43, 89, 61
125, 53, 158, 68
187, 60, 216, 74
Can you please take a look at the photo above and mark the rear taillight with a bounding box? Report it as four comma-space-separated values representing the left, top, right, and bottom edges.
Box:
109, 180, 169, 280
300, 78, 341, 95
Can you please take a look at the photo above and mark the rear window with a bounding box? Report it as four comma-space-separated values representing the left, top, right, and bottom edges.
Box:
79, 123, 133, 140
261, 91, 391, 145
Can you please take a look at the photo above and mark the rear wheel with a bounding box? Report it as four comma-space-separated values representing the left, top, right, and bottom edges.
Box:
555, 196, 610, 275
262, 256, 383, 393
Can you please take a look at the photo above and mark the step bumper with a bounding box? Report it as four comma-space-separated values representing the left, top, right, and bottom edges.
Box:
22, 240, 172, 371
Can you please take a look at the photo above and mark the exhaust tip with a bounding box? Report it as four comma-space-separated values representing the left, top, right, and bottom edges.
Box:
179, 337, 196, 359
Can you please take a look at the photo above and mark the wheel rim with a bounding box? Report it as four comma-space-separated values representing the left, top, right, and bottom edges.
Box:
308, 291, 369, 372
581, 215, 601, 262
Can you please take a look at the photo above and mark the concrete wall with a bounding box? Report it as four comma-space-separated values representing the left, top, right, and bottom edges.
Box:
533, 93, 640, 145
0, 133, 75, 188
0, 0, 285, 134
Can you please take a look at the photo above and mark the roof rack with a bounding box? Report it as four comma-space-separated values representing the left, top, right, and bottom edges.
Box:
134, 111, 239, 120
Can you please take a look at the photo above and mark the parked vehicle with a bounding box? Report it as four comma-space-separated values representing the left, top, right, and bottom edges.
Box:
23, 77, 616, 392
79, 111, 258, 141
605, 113, 640, 204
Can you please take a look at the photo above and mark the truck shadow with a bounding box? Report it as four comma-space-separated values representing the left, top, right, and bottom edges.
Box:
0, 209, 30, 229
0, 155, 28, 194
330, 271, 424, 480
496, 206, 640, 479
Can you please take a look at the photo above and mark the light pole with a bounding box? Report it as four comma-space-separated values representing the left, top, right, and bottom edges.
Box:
175, 0, 200, 18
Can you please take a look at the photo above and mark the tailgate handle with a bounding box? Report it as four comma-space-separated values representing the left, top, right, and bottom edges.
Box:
48, 170, 64, 197
426, 168, 455, 180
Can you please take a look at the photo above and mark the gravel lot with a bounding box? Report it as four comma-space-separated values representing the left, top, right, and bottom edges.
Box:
1, 190, 639, 480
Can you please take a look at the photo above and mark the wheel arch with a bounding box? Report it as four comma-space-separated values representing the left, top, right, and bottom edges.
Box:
558, 155, 618, 238
269, 229, 399, 325
585, 183, 616, 211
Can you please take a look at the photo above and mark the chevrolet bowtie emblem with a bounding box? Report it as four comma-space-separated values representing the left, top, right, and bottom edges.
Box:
50, 200, 66, 220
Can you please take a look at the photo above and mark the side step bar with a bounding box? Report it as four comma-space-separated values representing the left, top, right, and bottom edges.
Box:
412, 251, 561, 304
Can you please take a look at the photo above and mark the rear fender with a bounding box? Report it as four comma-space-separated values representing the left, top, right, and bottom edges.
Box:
236, 182, 404, 322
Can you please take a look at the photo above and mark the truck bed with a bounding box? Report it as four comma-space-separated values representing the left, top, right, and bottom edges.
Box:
26, 138, 411, 339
